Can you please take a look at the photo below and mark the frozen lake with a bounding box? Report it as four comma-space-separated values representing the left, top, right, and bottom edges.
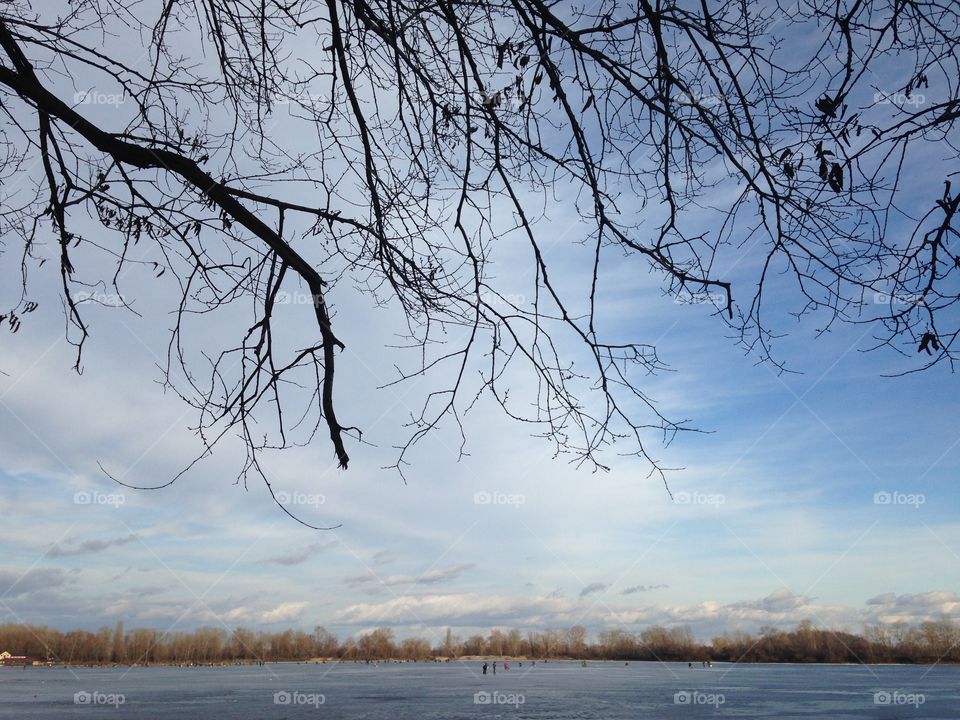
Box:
0, 660, 957, 718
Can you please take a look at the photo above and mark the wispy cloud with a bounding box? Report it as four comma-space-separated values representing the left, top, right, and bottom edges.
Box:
264, 541, 334, 566
580, 582, 607, 598
345, 563, 475, 588
0, 568, 74, 597
48, 535, 137, 557
372, 550, 395, 566
622, 584, 669, 595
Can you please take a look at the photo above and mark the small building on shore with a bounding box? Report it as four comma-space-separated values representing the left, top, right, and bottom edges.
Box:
0, 651, 52, 666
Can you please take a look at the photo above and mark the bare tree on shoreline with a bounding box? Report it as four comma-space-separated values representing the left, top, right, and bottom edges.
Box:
2, 619, 957, 665
1, 1, 957, 506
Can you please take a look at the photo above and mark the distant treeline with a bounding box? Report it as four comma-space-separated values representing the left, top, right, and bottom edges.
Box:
1, 619, 957, 665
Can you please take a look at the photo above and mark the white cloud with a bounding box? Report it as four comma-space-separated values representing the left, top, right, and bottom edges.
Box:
261, 601, 310, 624
333, 587, 960, 640
863, 591, 960, 624
345, 563, 475, 588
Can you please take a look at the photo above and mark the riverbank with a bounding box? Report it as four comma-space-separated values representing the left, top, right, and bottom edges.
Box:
11, 656, 957, 669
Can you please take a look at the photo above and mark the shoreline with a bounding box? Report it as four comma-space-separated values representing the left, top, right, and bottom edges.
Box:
8, 658, 957, 669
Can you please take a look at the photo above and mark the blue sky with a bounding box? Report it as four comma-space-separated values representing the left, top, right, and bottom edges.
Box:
0, 208, 956, 644
0, 1, 958, 648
